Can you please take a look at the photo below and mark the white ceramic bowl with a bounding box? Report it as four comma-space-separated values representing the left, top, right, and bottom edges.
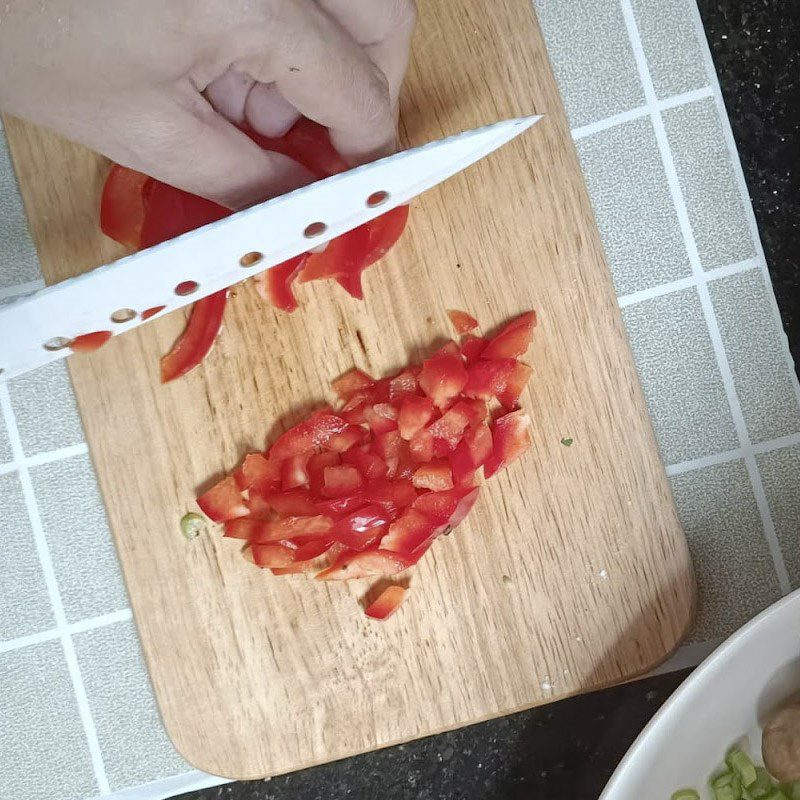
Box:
601, 589, 800, 799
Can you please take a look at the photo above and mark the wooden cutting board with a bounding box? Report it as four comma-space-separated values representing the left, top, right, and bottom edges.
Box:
4, 0, 694, 780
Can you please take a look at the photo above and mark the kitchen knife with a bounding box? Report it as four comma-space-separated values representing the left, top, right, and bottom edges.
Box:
0, 115, 541, 381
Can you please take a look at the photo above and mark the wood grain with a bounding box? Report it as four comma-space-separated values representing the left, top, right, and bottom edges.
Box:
3, 0, 694, 779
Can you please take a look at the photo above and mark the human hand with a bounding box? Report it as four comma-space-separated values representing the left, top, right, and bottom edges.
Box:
0, 0, 416, 208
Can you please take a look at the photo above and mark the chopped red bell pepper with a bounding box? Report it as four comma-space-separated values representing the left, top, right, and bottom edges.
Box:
160, 290, 227, 383
254, 254, 308, 313
398, 396, 435, 440
418, 354, 468, 408
250, 515, 333, 544
380, 508, 444, 554
332, 369, 374, 402
484, 410, 533, 478
100, 165, 151, 250
364, 479, 418, 517
412, 486, 480, 528
263, 489, 317, 517
249, 543, 297, 568
333, 504, 391, 550
233, 453, 281, 494
447, 309, 479, 334
364, 585, 407, 620
269, 410, 350, 461
412, 462, 454, 492
462, 358, 517, 402
197, 476, 249, 522
321, 465, 364, 498
341, 448, 388, 481
315, 547, 421, 580
281, 452, 311, 490
481, 311, 537, 359
408, 428, 435, 463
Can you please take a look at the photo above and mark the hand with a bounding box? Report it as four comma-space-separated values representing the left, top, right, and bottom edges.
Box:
0, 0, 416, 208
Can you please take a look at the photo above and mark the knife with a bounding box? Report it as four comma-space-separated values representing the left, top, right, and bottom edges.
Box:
0, 115, 541, 381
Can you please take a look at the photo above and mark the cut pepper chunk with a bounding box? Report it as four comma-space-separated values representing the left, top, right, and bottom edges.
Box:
197, 476, 249, 522
69, 331, 113, 353
255, 254, 308, 313
250, 515, 333, 544
484, 410, 532, 478
447, 309, 479, 334
398, 396, 435, 440
412, 462, 455, 492
381, 508, 444, 554
418, 354, 468, 408
481, 311, 537, 359
321, 465, 364, 498
233, 453, 281, 494
315, 547, 421, 580
269, 410, 350, 461
365, 585, 407, 620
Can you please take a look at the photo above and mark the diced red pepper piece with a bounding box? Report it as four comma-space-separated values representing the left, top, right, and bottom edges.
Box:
249, 543, 297, 568
321, 465, 364, 498
372, 429, 402, 477
412, 486, 480, 528
333, 504, 391, 550
484, 410, 532, 478
481, 311, 537, 359
263, 489, 317, 517
254, 254, 308, 313
341, 448, 388, 481
364, 403, 399, 434
462, 358, 518, 402
314, 493, 367, 518
364, 478, 418, 517
398, 396, 435, 440
332, 369, 374, 402
380, 508, 445, 554
292, 538, 336, 562
362, 204, 410, 268
315, 547, 421, 580
326, 425, 366, 453
223, 517, 262, 540
408, 428, 435, 463
160, 290, 227, 383
299, 224, 371, 292
460, 335, 487, 365
412, 462, 454, 492
365, 585, 407, 620
250, 515, 333, 544
69, 330, 113, 353
447, 309, 479, 335
427, 403, 477, 452
388, 370, 419, 400
450, 423, 493, 485
269, 410, 350, 461
496, 362, 533, 410
197, 476, 249, 522
418, 354, 468, 409
281, 452, 311, 490
307, 451, 341, 494
233, 453, 281, 494
246, 492, 274, 518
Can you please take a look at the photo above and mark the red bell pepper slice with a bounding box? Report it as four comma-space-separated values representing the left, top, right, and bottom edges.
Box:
364, 403, 399, 434
314, 493, 368, 519
333, 504, 391, 550
315, 547, 421, 580
408, 428, 435, 463
484, 410, 533, 478
497, 362, 533, 410
300, 223, 371, 292
281, 452, 311, 490
197, 476, 249, 522
460, 335, 487, 364
341, 448, 388, 481
462, 358, 518, 402
307, 451, 342, 494
481, 311, 537, 359
100, 164, 151, 250
250, 515, 334, 544
412, 486, 480, 528
262, 489, 317, 517
269, 410, 350, 461
447, 309, 479, 335
253, 253, 308, 313
69, 331, 113, 353
249, 543, 297, 568
388, 370, 420, 401
160, 289, 227, 383
363, 478, 418, 517
362, 205, 410, 268
364, 585, 407, 620
418, 354, 468, 408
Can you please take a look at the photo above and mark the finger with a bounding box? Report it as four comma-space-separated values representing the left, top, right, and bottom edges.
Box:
101, 86, 314, 209
262, 0, 396, 164
205, 69, 255, 125
244, 82, 301, 138
316, 0, 416, 109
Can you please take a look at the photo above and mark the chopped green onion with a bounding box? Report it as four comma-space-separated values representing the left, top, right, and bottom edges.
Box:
759, 790, 787, 800
711, 770, 743, 800
180, 512, 205, 540
671, 790, 700, 800
727, 749, 758, 788
560, 437, 573, 447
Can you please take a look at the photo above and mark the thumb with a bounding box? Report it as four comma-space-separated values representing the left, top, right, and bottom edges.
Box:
106, 87, 314, 209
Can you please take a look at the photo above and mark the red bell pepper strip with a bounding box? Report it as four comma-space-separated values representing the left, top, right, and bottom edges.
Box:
364, 585, 407, 620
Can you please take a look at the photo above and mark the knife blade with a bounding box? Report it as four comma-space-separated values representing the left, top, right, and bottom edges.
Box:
0, 115, 541, 381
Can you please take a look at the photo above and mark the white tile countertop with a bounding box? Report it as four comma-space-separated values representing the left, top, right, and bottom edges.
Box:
1, 0, 799, 798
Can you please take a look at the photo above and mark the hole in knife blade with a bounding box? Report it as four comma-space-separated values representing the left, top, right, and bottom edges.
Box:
239, 251, 263, 268
366, 190, 389, 208
43, 336, 71, 351
110, 308, 136, 323
304, 221, 327, 239
174, 281, 199, 296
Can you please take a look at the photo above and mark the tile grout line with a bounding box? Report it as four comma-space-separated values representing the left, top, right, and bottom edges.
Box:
0, 278, 45, 301
617, 256, 758, 308
0, 441, 89, 475
687, 0, 800, 411
619, 0, 792, 595
0, 383, 111, 794
0, 608, 134, 655
570, 85, 713, 141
